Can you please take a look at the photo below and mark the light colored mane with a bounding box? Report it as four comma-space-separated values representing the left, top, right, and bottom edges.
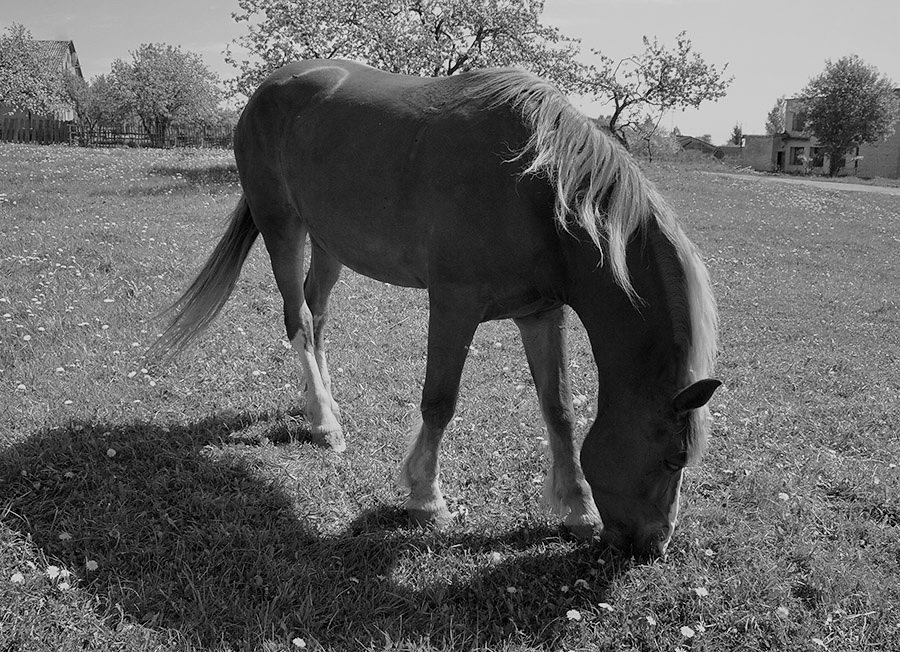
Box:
467, 69, 718, 430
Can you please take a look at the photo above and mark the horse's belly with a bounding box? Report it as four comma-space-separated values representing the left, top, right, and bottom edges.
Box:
302, 205, 431, 289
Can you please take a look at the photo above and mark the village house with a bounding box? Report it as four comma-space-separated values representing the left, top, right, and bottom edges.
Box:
741, 91, 900, 179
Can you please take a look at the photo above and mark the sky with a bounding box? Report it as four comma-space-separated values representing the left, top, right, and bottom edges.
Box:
3, 0, 899, 145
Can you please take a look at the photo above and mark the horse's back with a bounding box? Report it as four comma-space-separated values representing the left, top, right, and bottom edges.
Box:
236, 60, 564, 314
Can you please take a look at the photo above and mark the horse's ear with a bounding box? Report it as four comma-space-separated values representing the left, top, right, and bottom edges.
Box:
673, 379, 722, 413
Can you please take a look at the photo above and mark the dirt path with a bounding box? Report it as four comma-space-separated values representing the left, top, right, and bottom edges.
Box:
700, 171, 900, 197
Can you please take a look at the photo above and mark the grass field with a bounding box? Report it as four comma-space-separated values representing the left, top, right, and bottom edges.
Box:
1, 143, 898, 652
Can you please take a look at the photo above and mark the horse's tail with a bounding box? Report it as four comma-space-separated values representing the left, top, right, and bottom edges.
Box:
149, 195, 259, 361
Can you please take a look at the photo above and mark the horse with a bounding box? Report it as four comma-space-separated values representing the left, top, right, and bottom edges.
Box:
152, 59, 721, 558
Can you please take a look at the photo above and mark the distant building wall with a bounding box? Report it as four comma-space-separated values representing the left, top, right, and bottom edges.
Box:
741, 135, 776, 171
857, 127, 900, 179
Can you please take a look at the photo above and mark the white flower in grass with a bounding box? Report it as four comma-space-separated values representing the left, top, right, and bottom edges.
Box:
46, 565, 60, 579
505, 586, 517, 594
811, 638, 826, 648
645, 615, 657, 626
680, 625, 696, 638
106, 448, 116, 458
58, 532, 72, 541
292, 637, 306, 648
777, 606, 789, 618
85, 560, 98, 571
566, 609, 582, 621
10, 572, 25, 584
777, 492, 789, 502
692, 587, 709, 597
597, 602, 614, 612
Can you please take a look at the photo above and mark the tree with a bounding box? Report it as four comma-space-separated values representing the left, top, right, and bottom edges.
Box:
108, 43, 221, 146
0, 23, 67, 115
764, 96, 785, 134
587, 31, 732, 146
801, 55, 898, 176
730, 123, 743, 145
66, 74, 121, 133
226, 0, 591, 97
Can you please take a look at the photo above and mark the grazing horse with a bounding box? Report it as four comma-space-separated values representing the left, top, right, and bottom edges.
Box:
153, 59, 721, 558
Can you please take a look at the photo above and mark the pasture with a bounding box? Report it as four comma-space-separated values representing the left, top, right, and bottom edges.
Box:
1, 143, 898, 651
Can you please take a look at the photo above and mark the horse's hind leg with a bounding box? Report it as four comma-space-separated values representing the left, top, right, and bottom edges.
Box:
263, 225, 345, 451
401, 289, 481, 527
305, 239, 343, 418
515, 307, 600, 538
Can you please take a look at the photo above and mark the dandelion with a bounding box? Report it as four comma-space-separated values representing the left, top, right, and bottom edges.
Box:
566, 609, 582, 621
22, 334, 31, 341
10, 572, 25, 584
692, 587, 709, 597
292, 638, 307, 648
106, 448, 117, 458
58, 532, 72, 541
680, 625, 696, 638
58, 581, 71, 590
645, 615, 657, 626
598, 602, 614, 612
46, 566, 60, 580
777, 492, 789, 501
85, 560, 98, 572
506, 586, 517, 594
777, 606, 790, 618
16, 384, 26, 392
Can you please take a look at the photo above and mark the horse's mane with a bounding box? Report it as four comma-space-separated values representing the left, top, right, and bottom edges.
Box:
466, 69, 718, 454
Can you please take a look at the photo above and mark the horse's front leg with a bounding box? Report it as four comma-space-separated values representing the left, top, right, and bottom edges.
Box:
515, 307, 601, 538
401, 289, 481, 527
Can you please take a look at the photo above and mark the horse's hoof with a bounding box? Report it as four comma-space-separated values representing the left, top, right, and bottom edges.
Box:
311, 425, 346, 452
407, 505, 453, 529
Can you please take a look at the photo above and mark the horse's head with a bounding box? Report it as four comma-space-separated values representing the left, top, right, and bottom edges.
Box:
581, 378, 721, 558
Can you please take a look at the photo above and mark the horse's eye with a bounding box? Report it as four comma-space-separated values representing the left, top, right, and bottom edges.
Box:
663, 451, 688, 472
663, 458, 682, 473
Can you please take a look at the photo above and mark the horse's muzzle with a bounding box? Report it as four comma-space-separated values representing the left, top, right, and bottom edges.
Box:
600, 525, 671, 560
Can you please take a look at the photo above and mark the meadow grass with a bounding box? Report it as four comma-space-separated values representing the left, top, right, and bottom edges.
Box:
1, 143, 898, 651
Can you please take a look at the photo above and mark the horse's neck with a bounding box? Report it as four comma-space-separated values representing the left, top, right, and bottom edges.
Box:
563, 224, 685, 403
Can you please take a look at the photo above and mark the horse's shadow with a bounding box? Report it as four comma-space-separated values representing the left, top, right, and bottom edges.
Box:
2, 415, 626, 650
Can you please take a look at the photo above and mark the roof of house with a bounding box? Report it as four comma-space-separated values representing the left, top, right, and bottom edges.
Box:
36, 40, 83, 79
676, 135, 719, 152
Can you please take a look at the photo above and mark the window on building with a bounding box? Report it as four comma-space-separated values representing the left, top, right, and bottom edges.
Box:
810, 147, 824, 168
791, 110, 808, 132
790, 146, 806, 166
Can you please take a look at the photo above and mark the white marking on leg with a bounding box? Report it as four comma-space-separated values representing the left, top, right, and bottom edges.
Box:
290, 327, 344, 450
401, 417, 449, 518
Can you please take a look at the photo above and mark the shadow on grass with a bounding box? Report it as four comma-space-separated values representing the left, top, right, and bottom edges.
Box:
2, 415, 626, 650
149, 163, 241, 187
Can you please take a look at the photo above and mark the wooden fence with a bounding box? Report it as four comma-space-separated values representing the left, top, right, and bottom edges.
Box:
72, 125, 234, 149
0, 115, 72, 144
0, 117, 233, 149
